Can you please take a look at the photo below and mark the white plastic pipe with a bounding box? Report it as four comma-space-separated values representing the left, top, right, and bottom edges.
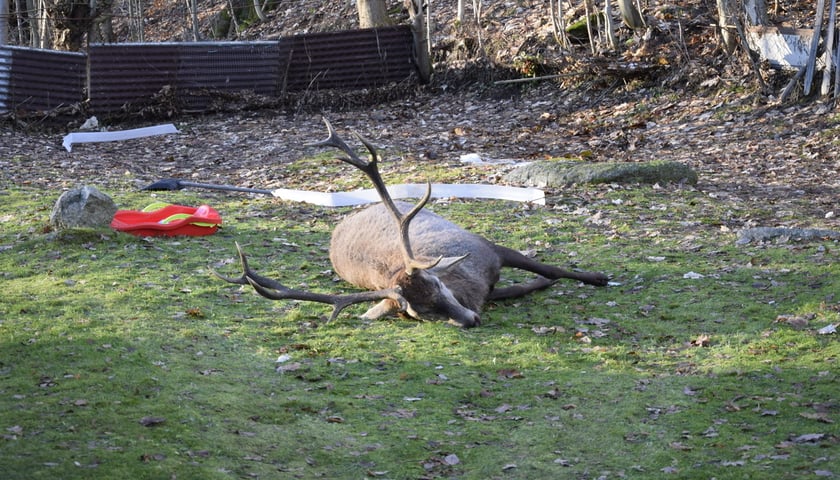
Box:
62, 124, 179, 152
269, 183, 545, 206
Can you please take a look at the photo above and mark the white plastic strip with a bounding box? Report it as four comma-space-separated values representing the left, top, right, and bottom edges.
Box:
62, 124, 179, 152
269, 183, 545, 207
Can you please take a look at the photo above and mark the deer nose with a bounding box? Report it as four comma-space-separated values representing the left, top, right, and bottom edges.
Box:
451, 312, 480, 328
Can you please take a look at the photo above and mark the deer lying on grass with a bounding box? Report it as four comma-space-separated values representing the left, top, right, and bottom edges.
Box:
214, 118, 609, 327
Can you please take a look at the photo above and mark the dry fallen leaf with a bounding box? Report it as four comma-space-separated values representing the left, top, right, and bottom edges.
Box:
138, 416, 166, 427
497, 368, 523, 379
532, 325, 564, 335
799, 412, 833, 424
140, 453, 166, 462
775, 313, 814, 329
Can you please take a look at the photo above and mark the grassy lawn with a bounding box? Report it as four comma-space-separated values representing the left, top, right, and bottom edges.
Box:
1, 174, 838, 479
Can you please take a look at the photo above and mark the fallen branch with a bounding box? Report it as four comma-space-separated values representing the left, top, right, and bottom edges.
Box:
493, 72, 586, 85
780, 66, 806, 102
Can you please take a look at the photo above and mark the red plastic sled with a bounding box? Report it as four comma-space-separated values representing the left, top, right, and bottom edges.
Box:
111, 204, 222, 237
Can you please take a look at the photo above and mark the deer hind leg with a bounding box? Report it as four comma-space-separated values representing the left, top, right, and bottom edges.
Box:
487, 276, 556, 300
493, 244, 609, 287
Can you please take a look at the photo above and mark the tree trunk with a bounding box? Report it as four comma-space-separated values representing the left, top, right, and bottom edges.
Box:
14, 0, 26, 44
407, 0, 431, 83
252, 0, 266, 21
716, 0, 737, 53
127, 0, 143, 41
821, 0, 836, 95
604, 0, 617, 49
618, 0, 643, 30
550, 0, 570, 49
89, 0, 115, 44
357, 0, 392, 29
51, 0, 93, 50
744, 0, 768, 26
185, 0, 199, 40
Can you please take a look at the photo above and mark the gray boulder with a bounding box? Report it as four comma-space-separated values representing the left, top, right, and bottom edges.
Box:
505, 160, 698, 187
50, 186, 118, 231
736, 227, 840, 245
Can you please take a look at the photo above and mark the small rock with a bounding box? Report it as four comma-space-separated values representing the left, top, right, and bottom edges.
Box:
49, 186, 118, 231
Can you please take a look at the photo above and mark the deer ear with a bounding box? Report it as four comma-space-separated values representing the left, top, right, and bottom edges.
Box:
361, 299, 402, 319
429, 254, 469, 273
361, 299, 420, 320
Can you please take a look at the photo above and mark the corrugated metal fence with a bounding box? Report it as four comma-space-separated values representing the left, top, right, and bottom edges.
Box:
279, 27, 415, 91
1, 25, 417, 115
88, 41, 282, 113
0, 45, 87, 113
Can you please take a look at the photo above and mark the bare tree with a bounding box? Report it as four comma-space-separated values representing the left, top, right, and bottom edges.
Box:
13, 0, 26, 44
251, 0, 266, 21
185, 0, 199, 40
618, 0, 643, 29
89, 0, 115, 43
9, 0, 116, 50
604, 0, 617, 49
549, 0, 570, 49
407, 0, 431, 83
50, 0, 94, 50
127, 0, 143, 42
27, 0, 50, 48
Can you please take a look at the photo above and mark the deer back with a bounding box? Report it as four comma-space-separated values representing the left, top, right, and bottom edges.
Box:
330, 201, 503, 314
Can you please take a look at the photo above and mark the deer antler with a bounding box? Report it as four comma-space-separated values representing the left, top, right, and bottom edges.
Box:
212, 242, 408, 322
308, 117, 443, 274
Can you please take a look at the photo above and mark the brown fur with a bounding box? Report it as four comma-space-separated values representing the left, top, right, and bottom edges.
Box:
330, 202, 608, 327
